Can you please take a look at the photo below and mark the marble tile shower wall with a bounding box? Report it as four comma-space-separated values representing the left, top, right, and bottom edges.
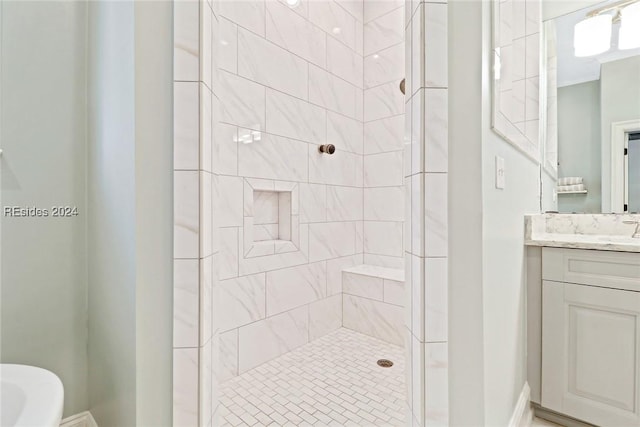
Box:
404, 0, 449, 426
173, 1, 221, 426
173, 1, 411, 425
337, 0, 406, 349
363, 0, 405, 269
214, 0, 368, 385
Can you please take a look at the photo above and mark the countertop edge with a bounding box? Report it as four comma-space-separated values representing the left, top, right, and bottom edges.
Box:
525, 238, 640, 253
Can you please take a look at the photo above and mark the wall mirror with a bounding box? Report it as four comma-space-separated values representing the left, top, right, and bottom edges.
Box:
492, 0, 543, 162
543, 0, 640, 213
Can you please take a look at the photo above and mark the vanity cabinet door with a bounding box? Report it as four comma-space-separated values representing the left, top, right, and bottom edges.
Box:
542, 281, 640, 426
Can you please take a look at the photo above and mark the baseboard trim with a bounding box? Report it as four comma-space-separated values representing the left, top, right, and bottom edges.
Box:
60, 411, 98, 427
532, 404, 597, 427
509, 382, 534, 427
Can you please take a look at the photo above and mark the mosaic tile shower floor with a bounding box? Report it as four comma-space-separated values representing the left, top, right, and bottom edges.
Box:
219, 328, 406, 426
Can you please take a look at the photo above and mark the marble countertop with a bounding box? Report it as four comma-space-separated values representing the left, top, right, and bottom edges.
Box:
525, 233, 640, 252
525, 214, 640, 253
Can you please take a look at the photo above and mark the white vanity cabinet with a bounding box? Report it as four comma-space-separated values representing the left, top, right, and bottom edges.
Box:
540, 248, 640, 426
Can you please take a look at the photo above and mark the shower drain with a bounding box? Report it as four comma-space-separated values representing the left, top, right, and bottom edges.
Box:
377, 359, 394, 368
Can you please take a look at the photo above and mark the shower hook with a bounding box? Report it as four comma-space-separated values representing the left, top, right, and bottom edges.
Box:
318, 144, 336, 155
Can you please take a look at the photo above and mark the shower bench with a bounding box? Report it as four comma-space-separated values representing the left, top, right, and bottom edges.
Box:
341, 264, 405, 347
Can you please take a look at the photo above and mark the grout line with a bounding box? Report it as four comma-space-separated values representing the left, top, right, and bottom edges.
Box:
233, 19, 364, 90
221, 287, 345, 335
330, 0, 363, 25
364, 78, 406, 92
220, 69, 362, 126
362, 40, 404, 59
221, 115, 371, 154
363, 110, 409, 124
197, 2, 203, 422
342, 291, 404, 308
205, 2, 412, 403
364, 3, 404, 25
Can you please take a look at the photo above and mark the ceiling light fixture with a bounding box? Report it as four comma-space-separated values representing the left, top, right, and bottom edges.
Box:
286, 0, 301, 8
574, 14, 613, 57
332, 27, 341, 35
619, 1, 640, 49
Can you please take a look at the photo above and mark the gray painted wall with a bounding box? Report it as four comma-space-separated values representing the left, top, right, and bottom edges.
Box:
481, 128, 538, 425
132, 2, 174, 425
557, 80, 601, 213
86, 1, 137, 425
449, 1, 551, 424
601, 56, 640, 211
1, 1, 173, 424
448, 1, 486, 423
0, 1, 89, 417
87, 2, 174, 425
480, 1, 541, 423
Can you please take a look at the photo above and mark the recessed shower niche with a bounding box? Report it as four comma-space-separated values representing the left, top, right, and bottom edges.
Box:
242, 179, 300, 258
252, 190, 291, 242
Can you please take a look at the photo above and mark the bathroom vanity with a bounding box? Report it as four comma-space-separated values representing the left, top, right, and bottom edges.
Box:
526, 214, 640, 426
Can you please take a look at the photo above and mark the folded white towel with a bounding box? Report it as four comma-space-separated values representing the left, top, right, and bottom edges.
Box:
558, 177, 583, 186
557, 184, 586, 192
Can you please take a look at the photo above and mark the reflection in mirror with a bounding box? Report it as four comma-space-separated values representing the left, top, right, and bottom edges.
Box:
544, 0, 640, 213
492, 0, 542, 161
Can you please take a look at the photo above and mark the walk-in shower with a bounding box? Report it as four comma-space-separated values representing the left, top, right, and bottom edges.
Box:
172, 0, 416, 425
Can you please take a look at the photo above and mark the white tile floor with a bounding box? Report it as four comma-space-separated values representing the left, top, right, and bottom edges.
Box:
219, 328, 406, 426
